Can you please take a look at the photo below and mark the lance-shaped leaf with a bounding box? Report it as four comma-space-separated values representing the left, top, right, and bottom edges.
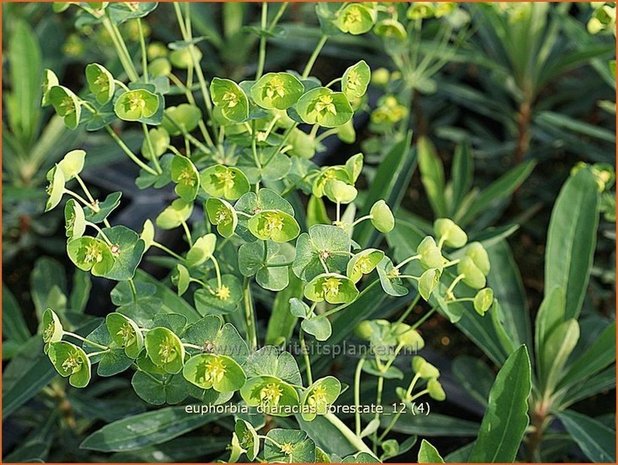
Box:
210, 78, 249, 122
296, 87, 353, 128
183, 354, 246, 393
145, 327, 185, 374
251, 72, 304, 110
205, 198, 238, 238
86, 63, 115, 104
201, 165, 250, 200
304, 273, 359, 304
106, 313, 143, 359
47, 341, 91, 388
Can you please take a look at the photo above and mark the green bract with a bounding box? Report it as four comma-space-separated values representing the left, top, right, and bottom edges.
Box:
186, 234, 217, 268
201, 165, 250, 200
210, 78, 249, 122
248, 210, 300, 243
264, 429, 316, 462
324, 179, 357, 204
49, 85, 81, 129
373, 19, 408, 41
342, 60, 371, 100
105, 313, 143, 358
377, 257, 408, 297
174, 264, 191, 296
427, 378, 446, 401
293, 224, 351, 281
234, 419, 260, 461
171, 156, 200, 201
412, 356, 440, 379
64, 199, 86, 240
238, 240, 294, 291
240, 375, 300, 417
296, 87, 353, 128
141, 127, 169, 159
114, 89, 160, 122
45, 166, 65, 212
464, 242, 491, 276
145, 327, 185, 374
300, 376, 341, 421
57, 149, 86, 181
336, 3, 376, 35
392, 323, 425, 350
346, 249, 384, 283
183, 354, 246, 393
194, 274, 243, 314
67, 237, 115, 276
86, 63, 115, 104
251, 72, 304, 110
48, 341, 91, 388
419, 268, 441, 300
156, 199, 193, 230
162, 104, 202, 136
42, 308, 63, 347
304, 273, 359, 304
370, 200, 395, 233
42, 68, 59, 106
205, 198, 238, 238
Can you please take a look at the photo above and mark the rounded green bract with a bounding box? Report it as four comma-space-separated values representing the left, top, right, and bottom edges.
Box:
145, 327, 185, 374
114, 89, 160, 121
251, 72, 304, 110
183, 353, 246, 393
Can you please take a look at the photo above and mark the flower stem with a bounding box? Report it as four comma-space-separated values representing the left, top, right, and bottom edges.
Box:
243, 278, 258, 351
64, 332, 108, 351
302, 34, 328, 79
299, 330, 313, 385
105, 126, 158, 175
255, 2, 268, 80
354, 356, 366, 436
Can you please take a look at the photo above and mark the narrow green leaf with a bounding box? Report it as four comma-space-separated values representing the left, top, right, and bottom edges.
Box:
381, 412, 479, 437
557, 410, 616, 462
449, 143, 473, 215
417, 136, 447, 217
458, 160, 535, 227
3, 284, 30, 343
469, 345, 532, 462
452, 356, 495, 407
418, 439, 445, 463
80, 407, 220, 452
545, 168, 600, 319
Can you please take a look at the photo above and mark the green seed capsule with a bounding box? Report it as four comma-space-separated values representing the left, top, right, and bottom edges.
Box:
434, 218, 467, 248
465, 242, 490, 276
412, 356, 440, 379
457, 256, 486, 289
427, 378, 446, 401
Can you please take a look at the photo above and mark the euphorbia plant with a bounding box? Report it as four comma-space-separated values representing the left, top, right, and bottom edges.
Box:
40, 2, 497, 461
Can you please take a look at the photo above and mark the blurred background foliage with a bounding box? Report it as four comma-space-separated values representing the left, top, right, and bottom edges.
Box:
2, 2, 615, 462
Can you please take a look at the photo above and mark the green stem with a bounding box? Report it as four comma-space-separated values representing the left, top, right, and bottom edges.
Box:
142, 124, 162, 174
243, 278, 258, 351
105, 126, 158, 175
395, 293, 421, 325
411, 306, 437, 330
211, 257, 223, 289
354, 356, 366, 436
137, 18, 149, 83
64, 332, 108, 351
299, 330, 313, 385
152, 241, 185, 261
180, 220, 193, 247
302, 34, 328, 79
372, 375, 384, 452
256, 2, 268, 80
103, 15, 139, 82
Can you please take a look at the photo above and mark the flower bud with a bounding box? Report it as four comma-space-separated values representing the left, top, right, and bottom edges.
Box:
464, 242, 490, 276
434, 218, 467, 248
417, 237, 444, 268
474, 288, 494, 316
370, 200, 395, 233
371, 67, 390, 86
392, 323, 425, 350
427, 378, 446, 401
457, 256, 486, 290
355, 320, 374, 340
412, 356, 440, 379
